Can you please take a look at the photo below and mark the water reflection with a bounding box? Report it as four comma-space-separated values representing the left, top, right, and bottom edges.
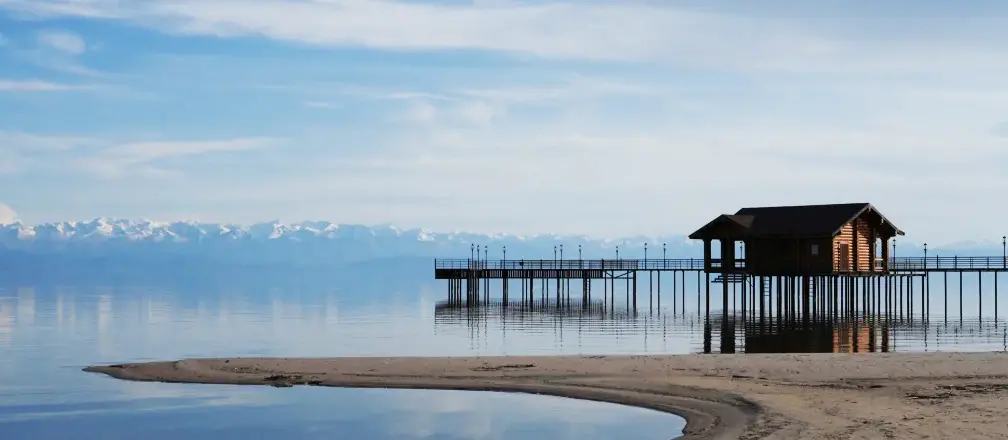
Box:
0, 385, 685, 440
1, 270, 1007, 436
0, 278, 687, 440
435, 300, 1008, 354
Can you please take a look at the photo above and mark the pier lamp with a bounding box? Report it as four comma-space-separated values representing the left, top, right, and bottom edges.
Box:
924, 243, 927, 269
1003, 236, 1006, 268
663, 243, 667, 260
484, 246, 487, 262
477, 244, 481, 261
644, 242, 648, 261
470, 243, 474, 261
578, 244, 582, 261
616, 245, 620, 261
554, 245, 557, 262
560, 244, 564, 261
503, 245, 506, 262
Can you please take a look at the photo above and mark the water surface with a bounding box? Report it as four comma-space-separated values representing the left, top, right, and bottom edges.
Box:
0, 268, 690, 439
3, 263, 1006, 439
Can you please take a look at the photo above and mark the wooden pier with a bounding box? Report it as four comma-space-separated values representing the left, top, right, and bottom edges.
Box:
433, 203, 1008, 334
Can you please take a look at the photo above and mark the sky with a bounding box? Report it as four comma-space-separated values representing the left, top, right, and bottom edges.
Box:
0, 0, 1007, 244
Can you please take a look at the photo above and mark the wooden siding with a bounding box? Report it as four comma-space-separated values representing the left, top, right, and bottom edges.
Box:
832, 222, 854, 272
834, 214, 883, 271
832, 214, 883, 273
855, 217, 873, 271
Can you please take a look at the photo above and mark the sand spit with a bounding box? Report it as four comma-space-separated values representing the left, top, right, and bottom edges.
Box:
85, 352, 1008, 439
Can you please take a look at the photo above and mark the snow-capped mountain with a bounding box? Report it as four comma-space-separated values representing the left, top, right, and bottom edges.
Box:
0, 214, 1003, 271
0, 217, 709, 269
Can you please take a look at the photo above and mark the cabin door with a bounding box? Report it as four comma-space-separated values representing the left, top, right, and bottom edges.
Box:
838, 244, 850, 272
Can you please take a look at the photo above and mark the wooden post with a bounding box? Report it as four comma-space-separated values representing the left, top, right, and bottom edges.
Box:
881, 237, 890, 271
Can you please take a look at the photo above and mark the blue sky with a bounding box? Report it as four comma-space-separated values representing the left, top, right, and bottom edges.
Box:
0, 0, 1007, 243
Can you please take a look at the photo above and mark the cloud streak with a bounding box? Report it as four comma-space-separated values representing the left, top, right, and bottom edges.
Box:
0, 78, 82, 92
36, 29, 86, 55
1, 131, 279, 179
3, 0, 1007, 75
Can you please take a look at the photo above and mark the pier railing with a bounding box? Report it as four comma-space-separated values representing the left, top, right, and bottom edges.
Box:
890, 256, 1008, 271
434, 258, 706, 271
436, 256, 1008, 272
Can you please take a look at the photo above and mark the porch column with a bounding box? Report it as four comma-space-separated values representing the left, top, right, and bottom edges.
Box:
881, 237, 890, 271
703, 239, 712, 272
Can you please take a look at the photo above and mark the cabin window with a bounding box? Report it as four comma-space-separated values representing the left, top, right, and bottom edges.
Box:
810, 244, 819, 255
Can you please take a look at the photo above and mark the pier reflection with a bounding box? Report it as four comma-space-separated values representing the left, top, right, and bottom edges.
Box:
434, 300, 1008, 354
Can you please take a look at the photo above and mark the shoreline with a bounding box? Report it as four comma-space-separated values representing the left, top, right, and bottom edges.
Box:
85, 352, 1008, 439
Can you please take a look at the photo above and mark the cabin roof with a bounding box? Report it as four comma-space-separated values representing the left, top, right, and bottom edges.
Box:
688, 202, 905, 240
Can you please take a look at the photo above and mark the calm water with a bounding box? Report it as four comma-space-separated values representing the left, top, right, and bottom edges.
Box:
3, 263, 1007, 439
0, 266, 687, 440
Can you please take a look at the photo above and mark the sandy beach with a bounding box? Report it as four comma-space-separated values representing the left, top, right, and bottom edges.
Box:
85, 352, 1008, 439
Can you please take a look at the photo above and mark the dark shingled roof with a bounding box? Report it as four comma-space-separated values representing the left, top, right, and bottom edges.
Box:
688, 202, 904, 239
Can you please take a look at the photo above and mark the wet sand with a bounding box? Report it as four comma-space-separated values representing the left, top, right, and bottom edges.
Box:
85, 352, 1008, 439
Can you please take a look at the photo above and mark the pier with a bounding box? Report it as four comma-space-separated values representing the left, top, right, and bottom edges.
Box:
433, 203, 1008, 352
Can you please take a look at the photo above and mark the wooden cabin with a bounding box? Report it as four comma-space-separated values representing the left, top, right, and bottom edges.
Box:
688, 203, 904, 276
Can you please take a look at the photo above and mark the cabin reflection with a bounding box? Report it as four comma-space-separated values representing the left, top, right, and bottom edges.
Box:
712, 321, 894, 354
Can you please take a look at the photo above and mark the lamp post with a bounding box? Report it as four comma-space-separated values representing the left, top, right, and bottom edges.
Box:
1003, 236, 1006, 268
560, 244, 564, 262
503, 245, 506, 262
644, 242, 648, 261
663, 242, 667, 269
470, 243, 474, 262
924, 243, 927, 269
483, 246, 487, 262
616, 245, 620, 261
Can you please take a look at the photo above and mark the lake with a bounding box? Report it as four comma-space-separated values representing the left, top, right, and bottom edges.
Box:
2, 262, 1006, 438
0, 265, 688, 440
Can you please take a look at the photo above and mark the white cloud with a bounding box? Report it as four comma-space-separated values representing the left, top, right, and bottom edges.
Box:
3, 0, 1007, 75
455, 101, 497, 127
0, 132, 279, 179
0, 131, 98, 151
160, 75, 1008, 242
79, 138, 280, 179
36, 29, 86, 55
400, 100, 438, 124
2, 1, 1008, 242
302, 101, 339, 109
0, 78, 80, 92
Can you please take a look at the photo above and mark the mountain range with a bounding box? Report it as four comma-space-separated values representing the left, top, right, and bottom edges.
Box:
0, 216, 703, 265
1, 216, 1003, 265
1, 199, 1005, 273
